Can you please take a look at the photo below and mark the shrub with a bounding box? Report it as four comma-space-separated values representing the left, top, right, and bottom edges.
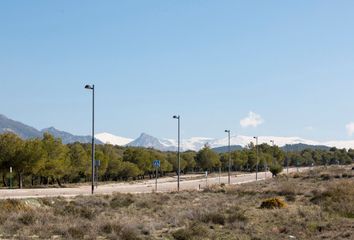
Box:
228, 212, 247, 223
67, 225, 86, 239
0, 199, 30, 212
18, 211, 36, 225
226, 206, 247, 223
172, 228, 190, 240
100, 223, 114, 234
320, 174, 331, 180
54, 201, 96, 220
172, 223, 210, 240
119, 226, 142, 240
311, 180, 354, 218
260, 198, 287, 209
110, 194, 135, 209
279, 182, 298, 202
270, 164, 283, 177
200, 212, 225, 225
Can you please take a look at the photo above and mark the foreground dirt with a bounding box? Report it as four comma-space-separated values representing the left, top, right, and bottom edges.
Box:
0, 166, 353, 240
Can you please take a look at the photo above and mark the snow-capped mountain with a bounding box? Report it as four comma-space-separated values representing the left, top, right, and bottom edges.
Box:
126, 133, 177, 151
99, 132, 354, 151
96, 132, 133, 146
209, 135, 321, 149
3, 113, 354, 151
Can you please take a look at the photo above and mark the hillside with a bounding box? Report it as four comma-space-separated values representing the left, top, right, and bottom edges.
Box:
0, 114, 102, 144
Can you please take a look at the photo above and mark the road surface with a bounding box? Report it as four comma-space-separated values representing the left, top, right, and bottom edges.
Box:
0, 167, 307, 199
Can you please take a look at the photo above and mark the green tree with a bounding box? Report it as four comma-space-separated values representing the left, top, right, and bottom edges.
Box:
17, 138, 44, 187
119, 161, 143, 180
196, 146, 220, 171
40, 133, 70, 186
181, 151, 196, 172
0, 133, 23, 187
269, 163, 283, 177
68, 143, 89, 182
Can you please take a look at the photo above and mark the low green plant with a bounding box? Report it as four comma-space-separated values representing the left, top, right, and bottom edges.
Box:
270, 164, 283, 177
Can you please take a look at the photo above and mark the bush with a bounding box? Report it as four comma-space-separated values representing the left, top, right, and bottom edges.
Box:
110, 194, 135, 209
18, 211, 36, 225
54, 201, 96, 219
226, 206, 247, 223
321, 174, 332, 180
260, 198, 287, 209
172, 229, 190, 240
200, 212, 225, 225
270, 164, 283, 177
0, 199, 30, 212
119, 226, 142, 240
311, 180, 354, 218
67, 225, 86, 239
172, 223, 210, 240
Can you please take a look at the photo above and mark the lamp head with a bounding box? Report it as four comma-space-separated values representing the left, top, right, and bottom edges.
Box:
173, 115, 179, 119
85, 84, 93, 90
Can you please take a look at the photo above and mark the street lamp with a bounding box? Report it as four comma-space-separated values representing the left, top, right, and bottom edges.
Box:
173, 115, 181, 191
85, 84, 95, 194
225, 130, 231, 184
253, 136, 259, 181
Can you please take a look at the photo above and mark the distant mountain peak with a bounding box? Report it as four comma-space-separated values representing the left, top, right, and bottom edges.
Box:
42, 126, 60, 132
96, 132, 133, 146
140, 132, 153, 137
127, 133, 177, 151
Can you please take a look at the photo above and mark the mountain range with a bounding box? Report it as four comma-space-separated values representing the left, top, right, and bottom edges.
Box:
2, 114, 354, 151
0, 114, 102, 144
97, 132, 354, 152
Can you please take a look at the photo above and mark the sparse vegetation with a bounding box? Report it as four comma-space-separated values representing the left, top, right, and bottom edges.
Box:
0, 166, 353, 239
260, 197, 287, 209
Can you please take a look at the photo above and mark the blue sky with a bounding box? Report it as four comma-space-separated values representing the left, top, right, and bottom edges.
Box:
1, 1, 354, 140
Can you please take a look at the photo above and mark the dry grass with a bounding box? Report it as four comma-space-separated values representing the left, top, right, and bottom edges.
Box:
0, 165, 353, 239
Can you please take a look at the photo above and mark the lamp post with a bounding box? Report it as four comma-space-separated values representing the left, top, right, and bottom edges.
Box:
253, 136, 259, 181
85, 84, 95, 194
173, 115, 181, 191
225, 130, 231, 184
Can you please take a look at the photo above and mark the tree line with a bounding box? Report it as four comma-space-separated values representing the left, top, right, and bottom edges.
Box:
0, 132, 353, 188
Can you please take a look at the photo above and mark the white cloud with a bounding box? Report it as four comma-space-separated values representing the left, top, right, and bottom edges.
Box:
346, 122, 354, 136
240, 111, 264, 128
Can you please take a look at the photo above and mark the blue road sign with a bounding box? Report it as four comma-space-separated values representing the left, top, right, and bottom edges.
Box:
153, 160, 160, 168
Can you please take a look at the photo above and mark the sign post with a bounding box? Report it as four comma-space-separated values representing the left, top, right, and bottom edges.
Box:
9, 167, 12, 189
95, 160, 101, 188
153, 160, 160, 192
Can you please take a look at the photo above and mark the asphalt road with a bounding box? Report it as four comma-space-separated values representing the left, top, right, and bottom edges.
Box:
0, 167, 307, 199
